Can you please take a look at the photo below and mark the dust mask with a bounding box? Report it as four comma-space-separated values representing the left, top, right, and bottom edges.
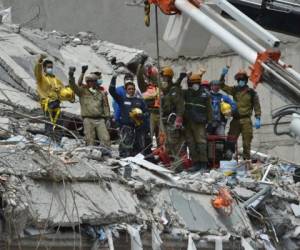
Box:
96, 79, 103, 86
238, 80, 246, 87
161, 81, 169, 90
46, 68, 54, 75
192, 84, 200, 91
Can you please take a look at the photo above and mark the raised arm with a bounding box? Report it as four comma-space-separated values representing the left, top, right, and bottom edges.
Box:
109, 74, 122, 104
78, 65, 88, 86
137, 64, 148, 93
68, 67, 83, 96
34, 54, 47, 83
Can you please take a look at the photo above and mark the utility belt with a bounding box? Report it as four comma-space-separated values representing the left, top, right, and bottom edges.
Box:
41, 99, 61, 129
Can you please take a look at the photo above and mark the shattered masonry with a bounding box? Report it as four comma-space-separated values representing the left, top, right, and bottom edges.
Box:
0, 19, 299, 250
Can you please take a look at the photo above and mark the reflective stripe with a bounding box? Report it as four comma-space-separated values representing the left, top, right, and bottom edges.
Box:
185, 102, 205, 108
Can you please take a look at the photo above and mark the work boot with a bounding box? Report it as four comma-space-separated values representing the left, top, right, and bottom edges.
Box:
188, 162, 208, 173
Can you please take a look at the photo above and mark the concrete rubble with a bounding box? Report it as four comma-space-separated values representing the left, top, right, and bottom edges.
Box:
0, 20, 299, 250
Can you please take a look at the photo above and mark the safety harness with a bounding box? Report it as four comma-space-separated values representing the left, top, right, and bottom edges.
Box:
41, 77, 62, 129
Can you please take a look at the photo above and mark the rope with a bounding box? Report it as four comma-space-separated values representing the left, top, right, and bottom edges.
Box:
154, 5, 165, 134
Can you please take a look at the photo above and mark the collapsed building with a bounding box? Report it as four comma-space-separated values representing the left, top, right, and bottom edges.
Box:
0, 4, 299, 250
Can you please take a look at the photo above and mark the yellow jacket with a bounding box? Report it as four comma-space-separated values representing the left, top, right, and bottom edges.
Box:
34, 61, 64, 109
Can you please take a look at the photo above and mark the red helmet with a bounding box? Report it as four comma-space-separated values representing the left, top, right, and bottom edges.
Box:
201, 79, 210, 89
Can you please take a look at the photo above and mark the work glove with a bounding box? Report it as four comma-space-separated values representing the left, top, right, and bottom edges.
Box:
81, 65, 88, 74
221, 67, 229, 77
179, 72, 187, 79
111, 57, 117, 65
39, 53, 47, 63
175, 116, 183, 129
69, 66, 76, 77
254, 117, 261, 129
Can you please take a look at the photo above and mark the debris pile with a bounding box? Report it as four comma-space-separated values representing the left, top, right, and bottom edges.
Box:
0, 22, 299, 250
0, 110, 300, 249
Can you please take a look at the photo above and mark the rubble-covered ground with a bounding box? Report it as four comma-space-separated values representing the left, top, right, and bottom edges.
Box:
0, 22, 300, 250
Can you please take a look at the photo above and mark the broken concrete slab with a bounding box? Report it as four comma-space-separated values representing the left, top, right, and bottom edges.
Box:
0, 117, 10, 139
0, 80, 39, 111
291, 204, 300, 217
153, 188, 254, 237
233, 186, 255, 200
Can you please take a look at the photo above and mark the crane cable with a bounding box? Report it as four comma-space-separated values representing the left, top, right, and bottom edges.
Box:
154, 5, 166, 136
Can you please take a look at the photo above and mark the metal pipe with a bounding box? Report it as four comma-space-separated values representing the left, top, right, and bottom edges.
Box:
201, 4, 265, 53
175, 0, 258, 64
215, 0, 280, 47
243, 186, 272, 209
278, 61, 300, 82
261, 62, 300, 97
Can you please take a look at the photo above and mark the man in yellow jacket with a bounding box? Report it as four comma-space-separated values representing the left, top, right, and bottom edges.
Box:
34, 54, 73, 141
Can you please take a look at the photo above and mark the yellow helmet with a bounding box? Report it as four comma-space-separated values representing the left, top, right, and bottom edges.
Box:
129, 108, 143, 126
189, 74, 202, 84
59, 86, 75, 102
161, 66, 174, 78
220, 100, 232, 116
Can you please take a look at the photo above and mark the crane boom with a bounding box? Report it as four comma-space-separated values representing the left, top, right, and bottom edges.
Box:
147, 0, 300, 104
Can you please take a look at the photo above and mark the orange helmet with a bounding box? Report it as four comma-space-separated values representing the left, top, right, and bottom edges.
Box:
189, 74, 202, 84
234, 69, 249, 81
161, 66, 174, 78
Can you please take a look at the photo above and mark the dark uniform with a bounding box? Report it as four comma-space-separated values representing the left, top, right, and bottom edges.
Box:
161, 85, 185, 159
221, 82, 261, 159
109, 75, 149, 157
184, 86, 212, 167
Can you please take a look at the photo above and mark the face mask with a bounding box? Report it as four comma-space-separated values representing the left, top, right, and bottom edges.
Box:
192, 84, 200, 91
238, 80, 246, 87
46, 68, 54, 75
96, 79, 103, 86
89, 88, 97, 94
161, 81, 169, 90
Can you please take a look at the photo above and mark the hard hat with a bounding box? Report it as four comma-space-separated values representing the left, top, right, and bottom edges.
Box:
220, 100, 232, 116
189, 74, 202, 84
234, 69, 249, 81
85, 73, 98, 82
161, 66, 174, 78
129, 108, 144, 126
59, 86, 75, 102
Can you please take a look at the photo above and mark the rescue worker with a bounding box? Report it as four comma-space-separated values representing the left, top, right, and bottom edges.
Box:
68, 67, 111, 147
109, 73, 149, 157
208, 80, 237, 136
92, 71, 111, 120
160, 66, 185, 162
184, 74, 213, 172
34, 54, 74, 141
78, 66, 110, 119
112, 74, 142, 126
220, 68, 261, 160
137, 62, 160, 144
